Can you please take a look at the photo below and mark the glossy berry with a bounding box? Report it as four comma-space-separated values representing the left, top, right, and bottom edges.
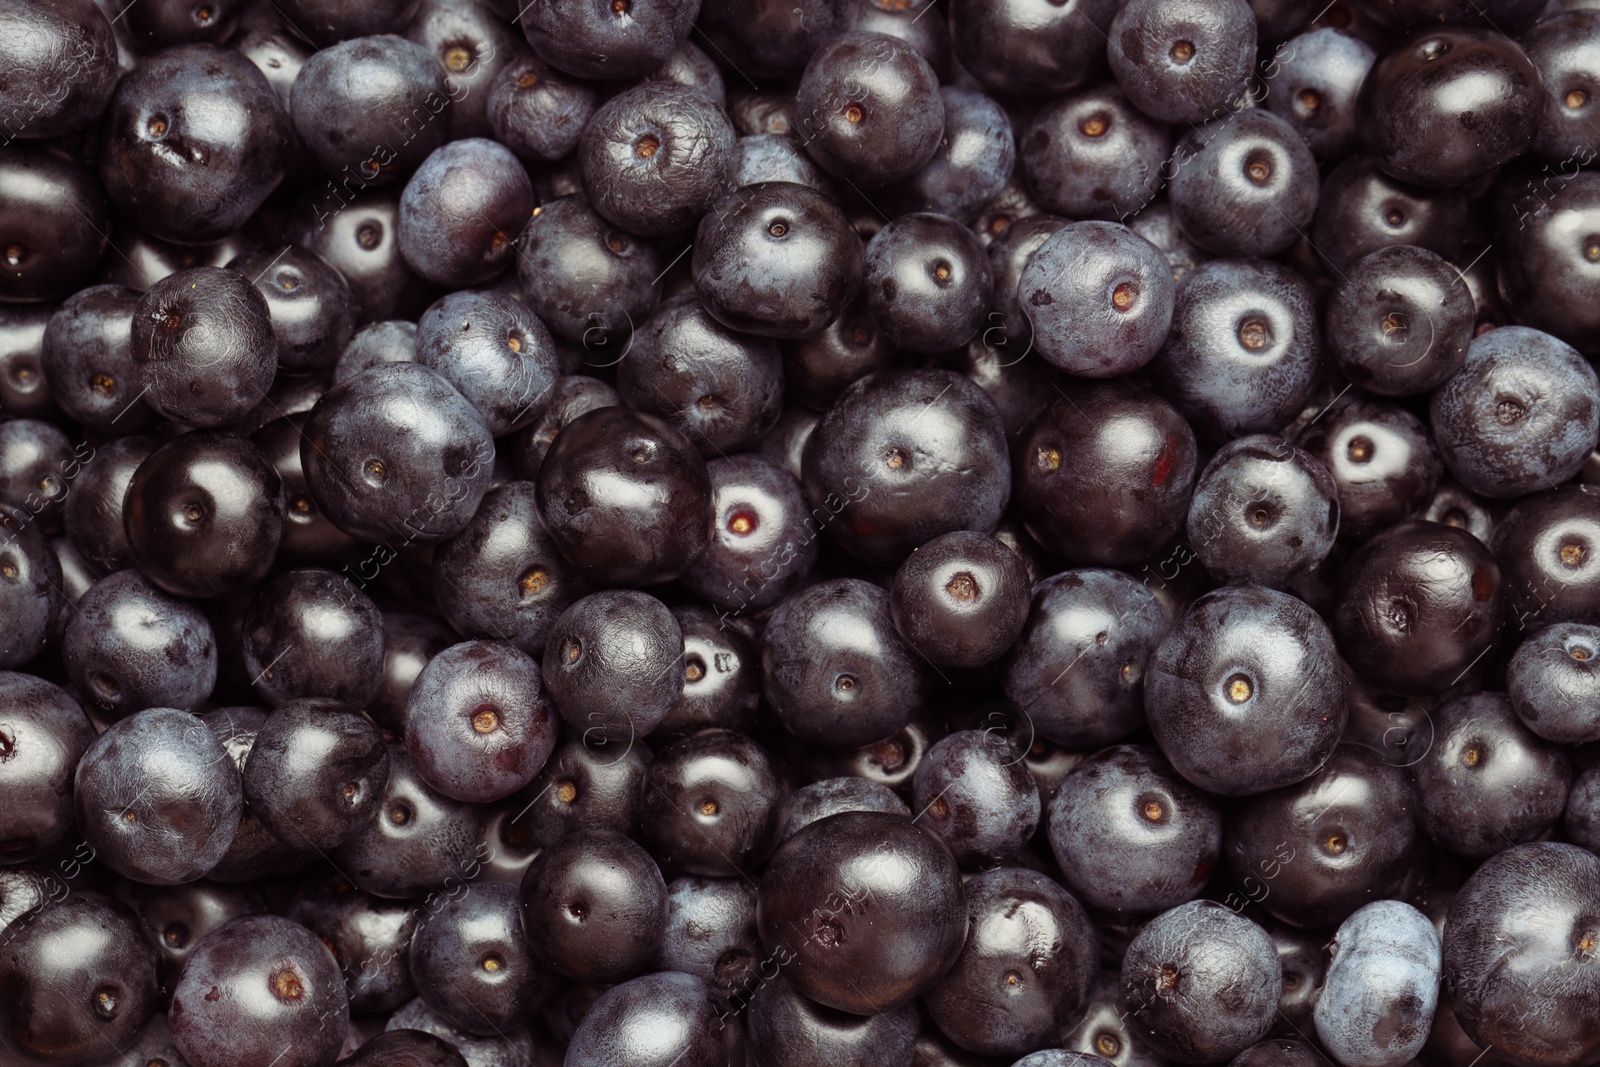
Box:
564, 971, 740, 1067
1062, 975, 1169, 1067
63, 569, 217, 721
334, 742, 487, 899
694, 181, 864, 337
1146, 584, 1346, 796
757, 405, 818, 482
1015, 1053, 1118, 1067
889, 530, 1031, 669
0, 518, 59, 671
515, 194, 663, 348
302, 362, 496, 546
1169, 109, 1319, 259
1518, 9, 1600, 162
1019, 220, 1176, 377
731, 131, 837, 194
648, 41, 727, 105
342, 1029, 469, 1067
658, 875, 760, 1009
0, 147, 109, 304
285, 881, 415, 1014
758, 811, 966, 1014
0, 672, 96, 864
415, 288, 560, 437
400, 138, 536, 289
1357, 27, 1542, 188
405, 639, 559, 804
795, 32, 943, 188
1311, 155, 1470, 274
169, 914, 349, 1067
74, 707, 243, 885
579, 82, 735, 236
0, 306, 59, 420
256, 415, 363, 570
985, 236, 1074, 388
1129, 201, 1207, 283
1496, 171, 1600, 359
1294, 394, 1442, 543
40, 284, 156, 435
1120, 901, 1282, 1064
1187, 435, 1340, 588
433, 481, 587, 655
698, 0, 850, 80
1266, 27, 1376, 161
0, 892, 158, 1064
801, 368, 1009, 566
289, 36, 449, 188
693, 181, 863, 339
534, 406, 712, 587
1494, 486, 1600, 635
762, 578, 926, 748
409, 880, 545, 1035
382, 997, 531, 1065
1014, 377, 1199, 566
618, 292, 784, 455
519, 828, 668, 983
1412, 692, 1571, 859
521, 0, 695, 80
772, 777, 909, 845
949, 0, 1116, 97
884, 86, 1013, 225
1224, 745, 1417, 929
1106, 0, 1258, 125
1004, 569, 1168, 747
782, 303, 897, 413
97, 45, 289, 244
229, 245, 359, 374
0, 419, 74, 538
1506, 622, 1600, 743
119, 0, 245, 46
1430, 326, 1600, 499
912, 728, 1039, 866
241, 697, 389, 851
1333, 520, 1504, 696
131, 266, 278, 429
640, 728, 782, 877
862, 213, 991, 354
677, 454, 819, 614
1442, 843, 1600, 1067
516, 731, 648, 848
1019, 83, 1170, 223
403, 0, 519, 141
367, 611, 454, 735
1325, 244, 1473, 396
242, 568, 385, 707
543, 589, 683, 746
1150, 258, 1320, 446
656, 606, 761, 740
202, 707, 309, 885
1048, 744, 1223, 916
923, 866, 1098, 1058
123, 432, 285, 599
746, 971, 918, 1067
288, 187, 436, 324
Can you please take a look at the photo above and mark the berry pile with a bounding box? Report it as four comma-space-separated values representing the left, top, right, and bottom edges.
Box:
2, 0, 1600, 1065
